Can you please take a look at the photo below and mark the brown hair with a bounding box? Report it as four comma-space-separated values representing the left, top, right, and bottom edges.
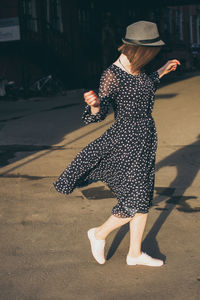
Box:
118, 43, 162, 73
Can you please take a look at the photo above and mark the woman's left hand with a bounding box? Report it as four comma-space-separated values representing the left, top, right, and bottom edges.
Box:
157, 59, 181, 78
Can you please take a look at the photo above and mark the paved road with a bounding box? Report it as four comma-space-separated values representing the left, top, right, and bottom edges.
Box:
0, 75, 200, 300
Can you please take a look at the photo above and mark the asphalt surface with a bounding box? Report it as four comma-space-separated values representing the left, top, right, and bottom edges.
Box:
0, 73, 200, 300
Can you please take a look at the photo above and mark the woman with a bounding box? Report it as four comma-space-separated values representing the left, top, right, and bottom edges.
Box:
53, 21, 180, 266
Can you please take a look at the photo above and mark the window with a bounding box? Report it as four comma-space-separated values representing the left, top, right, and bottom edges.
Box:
47, 0, 50, 28
22, 0, 38, 32
197, 15, 200, 45
193, 15, 197, 44
175, 9, 183, 41
78, 8, 90, 36
46, 0, 63, 32
168, 8, 172, 34
189, 15, 193, 44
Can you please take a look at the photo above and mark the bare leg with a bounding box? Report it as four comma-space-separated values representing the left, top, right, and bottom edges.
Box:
95, 215, 132, 240
88, 211, 164, 266
87, 214, 132, 264
126, 212, 164, 266
128, 212, 148, 257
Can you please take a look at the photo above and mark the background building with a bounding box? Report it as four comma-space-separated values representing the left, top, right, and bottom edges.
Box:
0, 1, 21, 88
0, 0, 200, 93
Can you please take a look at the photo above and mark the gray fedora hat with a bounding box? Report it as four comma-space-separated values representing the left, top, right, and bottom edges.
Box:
122, 20, 165, 46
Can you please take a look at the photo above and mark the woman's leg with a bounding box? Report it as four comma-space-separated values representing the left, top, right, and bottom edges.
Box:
127, 212, 164, 266
95, 215, 132, 240
88, 214, 132, 264
127, 212, 148, 257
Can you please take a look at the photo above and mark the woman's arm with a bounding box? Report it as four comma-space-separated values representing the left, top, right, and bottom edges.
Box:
82, 69, 119, 125
91, 105, 100, 115
157, 59, 181, 78
83, 90, 101, 115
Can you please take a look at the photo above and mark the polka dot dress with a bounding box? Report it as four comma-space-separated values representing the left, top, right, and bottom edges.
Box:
53, 64, 160, 218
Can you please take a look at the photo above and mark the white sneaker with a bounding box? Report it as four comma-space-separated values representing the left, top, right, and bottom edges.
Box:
126, 252, 164, 267
87, 228, 105, 264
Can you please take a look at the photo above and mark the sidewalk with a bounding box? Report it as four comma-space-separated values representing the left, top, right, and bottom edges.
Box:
0, 73, 200, 300
0, 88, 85, 121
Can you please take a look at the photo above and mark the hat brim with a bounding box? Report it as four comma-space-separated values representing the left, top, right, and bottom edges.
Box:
122, 38, 165, 46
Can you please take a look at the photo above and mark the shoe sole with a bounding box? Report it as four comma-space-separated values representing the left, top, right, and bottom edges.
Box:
127, 262, 164, 266
126, 260, 164, 267
126, 256, 164, 267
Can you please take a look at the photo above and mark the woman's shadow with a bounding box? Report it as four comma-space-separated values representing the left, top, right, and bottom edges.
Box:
106, 135, 200, 261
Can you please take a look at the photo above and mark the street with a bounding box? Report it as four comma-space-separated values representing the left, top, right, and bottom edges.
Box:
0, 74, 200, 300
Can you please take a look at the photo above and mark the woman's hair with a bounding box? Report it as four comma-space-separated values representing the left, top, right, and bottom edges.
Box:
118, 43, 162, 73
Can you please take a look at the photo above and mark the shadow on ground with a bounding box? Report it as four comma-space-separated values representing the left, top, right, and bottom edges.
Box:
0, 73, 200, 264
2, 71, 199, 169
81, 135, 200, 261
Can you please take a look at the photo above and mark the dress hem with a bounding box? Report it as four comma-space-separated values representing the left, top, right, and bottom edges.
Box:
111, 209, 149, 219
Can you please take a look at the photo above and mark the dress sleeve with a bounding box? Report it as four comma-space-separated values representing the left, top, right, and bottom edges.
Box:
82, 68, 119, 125
148, 70, 160, 92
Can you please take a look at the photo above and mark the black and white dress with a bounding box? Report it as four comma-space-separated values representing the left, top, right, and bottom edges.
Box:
53, 64, 160, 218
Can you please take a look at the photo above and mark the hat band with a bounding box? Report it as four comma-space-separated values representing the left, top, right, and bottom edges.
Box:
123, 36, 161, 44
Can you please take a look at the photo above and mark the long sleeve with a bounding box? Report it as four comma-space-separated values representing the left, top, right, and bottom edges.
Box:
148, 70, 160, 92
82, 68, 119, 125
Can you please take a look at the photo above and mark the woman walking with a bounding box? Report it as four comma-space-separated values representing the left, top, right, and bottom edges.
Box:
53, 21, 180, 266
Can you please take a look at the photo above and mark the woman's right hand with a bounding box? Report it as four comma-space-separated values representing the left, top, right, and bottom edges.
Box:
83, 90, 100, 108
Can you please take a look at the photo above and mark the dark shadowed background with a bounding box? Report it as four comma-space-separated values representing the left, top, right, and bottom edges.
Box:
0, 0, 200, 95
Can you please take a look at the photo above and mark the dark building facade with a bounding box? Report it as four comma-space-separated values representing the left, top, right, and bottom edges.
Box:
0, 1, 21, 87
0, 0, 200, 91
